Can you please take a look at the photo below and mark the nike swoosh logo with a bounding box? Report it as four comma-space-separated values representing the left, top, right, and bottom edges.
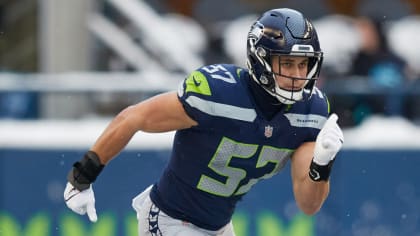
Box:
192, 76, 201, 86
309, 169, 320, 180
64, 187, 80, 202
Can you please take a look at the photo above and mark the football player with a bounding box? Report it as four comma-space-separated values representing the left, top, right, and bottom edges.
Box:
64, 8, 344, 236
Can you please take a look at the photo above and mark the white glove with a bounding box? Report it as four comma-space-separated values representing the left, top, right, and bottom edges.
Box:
313, 113, 344, 165
64, 182, 98, 222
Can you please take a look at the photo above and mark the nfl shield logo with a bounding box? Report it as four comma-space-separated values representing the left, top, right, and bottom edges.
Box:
264, 125, 273, 138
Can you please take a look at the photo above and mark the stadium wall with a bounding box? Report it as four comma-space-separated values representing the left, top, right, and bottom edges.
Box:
1, 119, 420, 236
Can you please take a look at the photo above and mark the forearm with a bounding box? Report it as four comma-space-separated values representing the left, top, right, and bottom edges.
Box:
91, 107, 138, 164
292, 113, 343, 215
67, 108, 138, 190
293, 177, 329, 215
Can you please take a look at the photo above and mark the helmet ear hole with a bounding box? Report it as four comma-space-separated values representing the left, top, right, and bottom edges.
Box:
260, 72, 276, 90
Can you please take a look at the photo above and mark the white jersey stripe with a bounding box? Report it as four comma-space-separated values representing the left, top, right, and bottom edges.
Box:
185, 96, 257, 122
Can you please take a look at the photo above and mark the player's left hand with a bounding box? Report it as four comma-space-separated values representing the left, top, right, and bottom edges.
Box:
64, 182, 98, 222
313, 113, 344, 165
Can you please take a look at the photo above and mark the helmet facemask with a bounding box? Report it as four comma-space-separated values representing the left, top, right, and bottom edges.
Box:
247, 44, 323, 104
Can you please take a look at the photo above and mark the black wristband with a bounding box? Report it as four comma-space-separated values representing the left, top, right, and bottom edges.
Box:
67, 151, 105, 191
309, 159, 335, 182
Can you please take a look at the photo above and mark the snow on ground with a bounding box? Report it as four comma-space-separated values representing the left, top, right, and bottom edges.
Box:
0, 116, 419, 150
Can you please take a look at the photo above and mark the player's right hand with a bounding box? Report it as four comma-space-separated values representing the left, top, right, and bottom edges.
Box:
64, 182, 98, 222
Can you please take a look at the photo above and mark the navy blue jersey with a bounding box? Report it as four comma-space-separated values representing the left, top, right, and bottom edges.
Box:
149, 64, 329, 230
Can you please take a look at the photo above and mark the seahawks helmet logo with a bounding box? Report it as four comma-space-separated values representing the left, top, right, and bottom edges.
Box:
248, 21, 285, 47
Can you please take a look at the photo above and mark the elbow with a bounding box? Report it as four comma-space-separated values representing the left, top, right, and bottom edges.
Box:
297, 202, 322, 216
294, 188, 325, 216
301, 207, 320, 216
292, 180, 329, 216
117, 106, 143, 131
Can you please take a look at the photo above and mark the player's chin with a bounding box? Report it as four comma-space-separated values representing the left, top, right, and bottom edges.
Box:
280, 87, 303, 92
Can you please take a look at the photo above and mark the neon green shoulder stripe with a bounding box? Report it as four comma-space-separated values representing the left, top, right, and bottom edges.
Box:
185, 71, 211, 96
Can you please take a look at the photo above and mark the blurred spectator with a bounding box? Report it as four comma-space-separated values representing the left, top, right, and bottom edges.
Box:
348, 16, 409, 87
387, 0, 420, 80
387, 0, 420, 123
162, 0, 198, 18
324, 0, 359, 16
314, 15, 360, 78
313, 0, 361, 78
344, 16, 410, 125
406, 0, 420, 15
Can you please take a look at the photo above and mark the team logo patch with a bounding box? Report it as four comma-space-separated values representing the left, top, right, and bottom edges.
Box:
264, 125, 273, 138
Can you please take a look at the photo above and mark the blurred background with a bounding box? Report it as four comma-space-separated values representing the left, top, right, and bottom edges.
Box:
0, 0, 420, 124
1, 0, 420, 235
